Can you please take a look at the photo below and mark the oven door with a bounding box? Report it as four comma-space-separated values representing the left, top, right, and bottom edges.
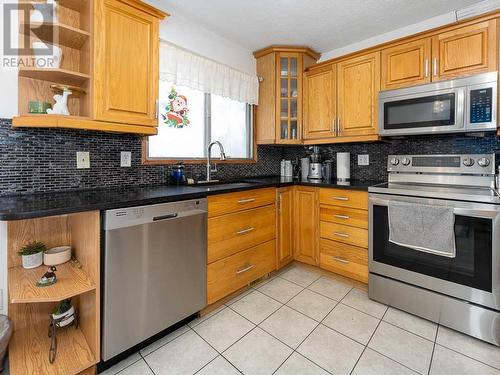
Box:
379, 87, 465, 136
369, 193, 500, 310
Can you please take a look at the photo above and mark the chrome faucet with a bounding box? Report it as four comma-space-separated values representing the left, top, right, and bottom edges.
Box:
205, 141, 226, 182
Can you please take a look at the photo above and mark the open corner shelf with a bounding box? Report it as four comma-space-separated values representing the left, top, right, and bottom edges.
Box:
8, 262, 95, 304
20, 22, 90, 49
12, 114, 158, 135
9, 322, 97, 375
58, 0, 90, 12
19, 68, 90, 87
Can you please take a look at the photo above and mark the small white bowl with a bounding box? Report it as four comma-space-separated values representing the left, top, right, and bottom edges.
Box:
44, 246, 71, 266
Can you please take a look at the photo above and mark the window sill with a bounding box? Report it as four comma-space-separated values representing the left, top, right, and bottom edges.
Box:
142, 158, 257, 165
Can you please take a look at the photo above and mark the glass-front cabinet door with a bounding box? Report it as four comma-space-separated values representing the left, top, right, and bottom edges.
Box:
276, 52, 303, 144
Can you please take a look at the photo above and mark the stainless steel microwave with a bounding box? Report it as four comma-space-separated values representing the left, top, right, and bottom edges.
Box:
379, 72, 497, 136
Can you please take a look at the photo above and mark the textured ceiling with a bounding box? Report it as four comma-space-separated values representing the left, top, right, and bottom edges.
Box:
147, 0, 483, 53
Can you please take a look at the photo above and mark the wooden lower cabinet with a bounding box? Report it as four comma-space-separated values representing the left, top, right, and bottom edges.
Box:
320, 221, 368, 248
294, 186, 319, 266
320, 239, 368, 283
207, 240, 276, 304
276, 187, 294, 269
208, 205, 276, 263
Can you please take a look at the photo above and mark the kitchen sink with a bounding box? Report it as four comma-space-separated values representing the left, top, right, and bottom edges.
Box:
187, 181, 260, 189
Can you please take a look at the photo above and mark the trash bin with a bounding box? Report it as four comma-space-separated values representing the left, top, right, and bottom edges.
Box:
0, 315, 12, 373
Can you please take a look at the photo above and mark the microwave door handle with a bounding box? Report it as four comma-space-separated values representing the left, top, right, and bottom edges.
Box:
453, 208, 500, 219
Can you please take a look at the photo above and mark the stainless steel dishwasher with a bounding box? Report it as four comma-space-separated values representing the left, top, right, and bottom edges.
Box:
102, 198, 207, 360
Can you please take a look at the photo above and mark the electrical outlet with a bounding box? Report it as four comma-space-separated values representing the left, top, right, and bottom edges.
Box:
358, 154, 369, 166
121, 151, 132, 167
76, 151, 90, 169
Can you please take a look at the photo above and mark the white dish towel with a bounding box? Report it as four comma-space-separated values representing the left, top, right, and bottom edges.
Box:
388, 201, 456, 258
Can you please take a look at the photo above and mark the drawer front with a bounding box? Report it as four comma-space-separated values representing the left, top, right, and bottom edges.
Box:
208, 205, 276, 263
320, 239, 368, 283
207, 240, 276, 304
320, 205, 368, 229
320, 221, 368, 248
319, 188, 368, 210
208, 188, 276, 217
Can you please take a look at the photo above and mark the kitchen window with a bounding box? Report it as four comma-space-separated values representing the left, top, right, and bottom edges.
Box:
145, 80, 254, 162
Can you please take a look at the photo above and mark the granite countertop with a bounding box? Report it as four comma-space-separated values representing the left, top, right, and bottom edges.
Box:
0, 177, 383, 220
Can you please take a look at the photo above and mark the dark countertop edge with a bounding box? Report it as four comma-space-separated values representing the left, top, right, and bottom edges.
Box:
0, 179, 380, 221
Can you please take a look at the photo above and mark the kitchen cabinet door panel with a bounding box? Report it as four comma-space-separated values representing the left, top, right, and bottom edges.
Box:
381, 38, 431, 89
432, 20, 497, 80
94, 0, 159, 126
303, 66, 336, 139
293, 186, 319, 266
337, 52, 380, 136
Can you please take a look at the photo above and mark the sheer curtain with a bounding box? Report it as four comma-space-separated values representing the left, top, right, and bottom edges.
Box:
159, 41, 259, 105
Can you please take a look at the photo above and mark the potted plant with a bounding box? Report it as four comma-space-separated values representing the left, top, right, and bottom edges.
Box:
51, 299, 75, 328
18, 241, 46, 269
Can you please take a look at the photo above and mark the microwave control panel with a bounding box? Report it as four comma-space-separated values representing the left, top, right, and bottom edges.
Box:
470, 87, 492, 124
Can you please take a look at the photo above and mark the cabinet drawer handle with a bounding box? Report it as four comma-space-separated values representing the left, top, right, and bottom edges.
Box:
236, 227, 255, 235
424, 59, 429, 78
238, 198, 256, 204
236, 264, 255, 275
333, 196, 349, 201
334, 232, 349, 238
334, 214, 350, 220
332, 256, 349, 264
433, 58, 438, 76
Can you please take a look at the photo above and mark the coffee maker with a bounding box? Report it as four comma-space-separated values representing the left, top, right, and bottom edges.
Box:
308, 146, 322, 180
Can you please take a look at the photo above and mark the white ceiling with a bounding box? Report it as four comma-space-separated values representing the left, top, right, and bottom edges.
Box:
148, 0, 483, 53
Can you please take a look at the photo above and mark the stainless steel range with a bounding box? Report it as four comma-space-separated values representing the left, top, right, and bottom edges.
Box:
368, 154, 500, 345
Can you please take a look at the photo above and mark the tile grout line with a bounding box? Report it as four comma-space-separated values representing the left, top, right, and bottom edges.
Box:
271, 295, 342, 375
432, 331, 500, 371
349, 304, 389, 375
138, 351, 157, 375
426, 324, 440, 375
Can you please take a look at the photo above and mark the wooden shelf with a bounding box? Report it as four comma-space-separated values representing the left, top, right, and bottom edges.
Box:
8, 262, 95, 304
9, 322, 96, 375
58, 0, 89, 12
19, 68, 90, 87
20, 22, 90, 49
12, 114, 158, 135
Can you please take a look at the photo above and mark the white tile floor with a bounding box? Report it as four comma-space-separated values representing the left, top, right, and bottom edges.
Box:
101, 264, 500, 375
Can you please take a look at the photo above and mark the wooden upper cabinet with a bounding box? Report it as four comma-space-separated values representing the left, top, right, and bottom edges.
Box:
293, 186, 319, 266
254, 46, 320, 145
432, 20, 497, 81
337, 51, 380, 137
303, 65, 336, 140
381, 38, 431, 90
276, 187, 294, 269
94, 0, 164, 127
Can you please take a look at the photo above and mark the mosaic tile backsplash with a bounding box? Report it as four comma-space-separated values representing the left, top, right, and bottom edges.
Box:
1, 117, 499, 195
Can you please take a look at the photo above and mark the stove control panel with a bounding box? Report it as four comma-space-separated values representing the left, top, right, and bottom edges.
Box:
387, 154, 495, 175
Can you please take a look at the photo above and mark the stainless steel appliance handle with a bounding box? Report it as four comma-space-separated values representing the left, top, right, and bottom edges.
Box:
332, 256, 349, 264
334, 232, 350, 238
238, 198, 256, 204
236, 227, 255, 235
236, 264, 255, 275
370, 196, 500, 219
153, 213, 178, 221
334, 214, 350, 220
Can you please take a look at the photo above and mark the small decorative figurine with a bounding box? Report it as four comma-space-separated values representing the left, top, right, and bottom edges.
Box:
46, 88, 72, 116
36, 266, 57, 287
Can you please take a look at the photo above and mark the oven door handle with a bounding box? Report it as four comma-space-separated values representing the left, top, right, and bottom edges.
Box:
370, 197, 500, 219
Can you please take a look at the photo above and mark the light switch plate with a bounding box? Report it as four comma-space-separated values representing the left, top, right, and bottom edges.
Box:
76, 151, 90, 169
121, 151, 132, 167
358, 154, 369, 166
